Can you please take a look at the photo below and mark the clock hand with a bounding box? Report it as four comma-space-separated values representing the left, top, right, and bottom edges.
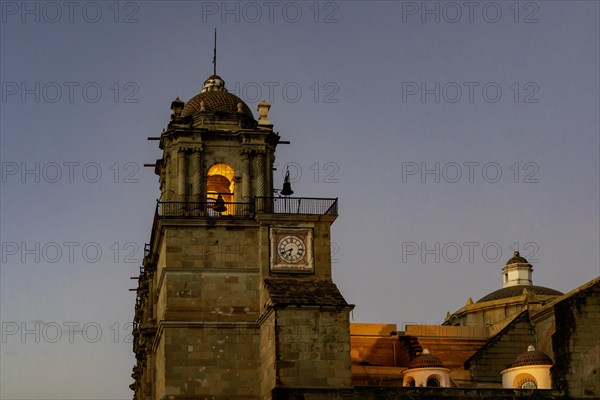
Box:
280, 248, 293, 256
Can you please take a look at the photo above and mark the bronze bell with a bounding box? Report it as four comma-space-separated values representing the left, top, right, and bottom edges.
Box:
281, 169, 294, 196
213, 194, 227, 213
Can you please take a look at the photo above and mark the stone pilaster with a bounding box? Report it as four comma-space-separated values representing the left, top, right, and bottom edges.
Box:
266, 150, 274, 197
164, 152, 173, 202
241, 151, 251, 201
177, 148, 187, 201
191, 147, 203, 202
255, 152, 265, 197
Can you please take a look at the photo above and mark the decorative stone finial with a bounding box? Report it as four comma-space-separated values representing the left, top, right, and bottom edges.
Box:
200, 101, 206, 112
527, 345, 536, 352
422, 349, 430, 354
237, 102, 243, 113
201, 75, 226, 93
257, 99, 272, 126
170, 97, 184, 119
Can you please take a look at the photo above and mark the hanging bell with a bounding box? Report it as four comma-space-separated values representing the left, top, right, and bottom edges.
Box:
281, 181, 294, 196
213, 194, 227, 213
281, 169, 294, 196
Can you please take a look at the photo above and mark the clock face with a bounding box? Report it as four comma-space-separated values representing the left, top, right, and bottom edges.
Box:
270, 228, 313, 273
278, 235, 306, 264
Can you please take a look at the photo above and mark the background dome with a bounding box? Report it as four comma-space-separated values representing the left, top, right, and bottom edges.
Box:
477, 285, 563, 303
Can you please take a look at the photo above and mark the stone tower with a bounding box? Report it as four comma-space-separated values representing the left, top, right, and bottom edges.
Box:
131, 74, 353, 400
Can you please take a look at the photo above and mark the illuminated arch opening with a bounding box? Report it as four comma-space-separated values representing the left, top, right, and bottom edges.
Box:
404, 376, 416, 387
207, 163, 235, 201
207, 164, 235, 214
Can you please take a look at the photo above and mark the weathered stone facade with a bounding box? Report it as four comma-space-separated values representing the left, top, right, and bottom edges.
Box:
465, 311, 537, 386
551, 279, 600, 398
131, 74, 352, 400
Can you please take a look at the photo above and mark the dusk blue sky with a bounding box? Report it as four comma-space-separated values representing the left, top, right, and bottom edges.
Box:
1, 1, 598, 398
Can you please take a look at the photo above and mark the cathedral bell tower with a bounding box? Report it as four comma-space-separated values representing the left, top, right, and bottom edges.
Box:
157, 74, 276, 206
131, 73, 353, 400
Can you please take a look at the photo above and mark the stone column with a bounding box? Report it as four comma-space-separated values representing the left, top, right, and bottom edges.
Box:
164, 152, 173, 203
255, 152, 265, 198
177, 148, 187, 202
191, 148, 202, 202
241, 151, 251, 201
265, 150, 274, 197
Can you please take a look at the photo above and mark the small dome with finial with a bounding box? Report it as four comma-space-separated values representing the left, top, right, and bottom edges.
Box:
511, 345, 553, 368
506, 251, 529, 265
501, 345, 553, 389
403, 349, 451, 387
201, 75, 226, 92
408, 349, 445, 369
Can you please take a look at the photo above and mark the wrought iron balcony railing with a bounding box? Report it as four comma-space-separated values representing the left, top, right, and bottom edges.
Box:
155, 197, 337, 219
147, 197, 337, 255
254, 197, 338, 216
157, 201, 255, 219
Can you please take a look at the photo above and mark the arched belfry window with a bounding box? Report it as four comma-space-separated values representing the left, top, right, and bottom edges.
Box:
207, 164, 235, 204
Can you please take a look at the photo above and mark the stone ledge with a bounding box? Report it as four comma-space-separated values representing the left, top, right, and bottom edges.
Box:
271, 387, 566, 400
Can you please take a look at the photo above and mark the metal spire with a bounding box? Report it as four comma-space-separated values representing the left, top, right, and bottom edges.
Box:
212, 29, 217, 76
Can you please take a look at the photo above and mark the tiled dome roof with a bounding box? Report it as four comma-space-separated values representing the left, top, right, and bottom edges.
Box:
477, 285, 563, 303
409, 350, 445, 369
512, 346, 553, 367
181, 75, 254, 119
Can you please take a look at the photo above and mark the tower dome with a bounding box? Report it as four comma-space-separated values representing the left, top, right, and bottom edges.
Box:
181, 75, 254, 119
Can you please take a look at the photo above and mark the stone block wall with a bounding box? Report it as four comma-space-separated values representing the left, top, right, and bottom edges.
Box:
158, 270, 259, 322
260, 310, 277, 399
151, 221, 262, 399
467, 312, 536, 386
157, 325, 260, 399
275, 308, 352, 388
159, 222, 260, 270
534, 311, 556, 358
155, 222, 260, 321
552, 280, 600, 398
